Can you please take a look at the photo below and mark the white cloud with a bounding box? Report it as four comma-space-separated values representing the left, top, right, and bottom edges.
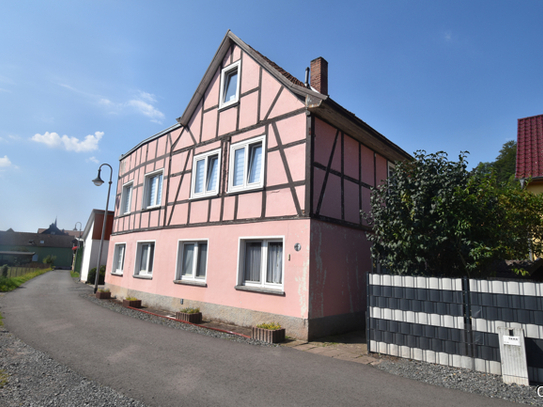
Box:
443, 30, 453, 42
127, 99, 165, 123
0, 135, 21, 143
59, 83, 165, 124
31, 131, 103, 152
87, 156, 99, 164
0, 155, 12, 167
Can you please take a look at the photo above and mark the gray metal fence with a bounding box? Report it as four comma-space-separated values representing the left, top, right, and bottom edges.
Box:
367, 273, 543, 383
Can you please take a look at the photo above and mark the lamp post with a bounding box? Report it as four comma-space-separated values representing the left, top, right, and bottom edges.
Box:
92, 163, 113, 294
73, 221, 82, 280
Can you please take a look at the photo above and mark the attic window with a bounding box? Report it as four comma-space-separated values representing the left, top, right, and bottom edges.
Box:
219, 60, 241, 109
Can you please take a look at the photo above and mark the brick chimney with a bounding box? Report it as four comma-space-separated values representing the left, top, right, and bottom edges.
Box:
310, 57, 328, 95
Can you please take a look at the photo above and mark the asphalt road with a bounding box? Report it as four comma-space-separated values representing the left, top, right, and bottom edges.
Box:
0, 270, 516, 406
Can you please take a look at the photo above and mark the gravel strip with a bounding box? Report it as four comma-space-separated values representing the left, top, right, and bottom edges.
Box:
83, 293, 276, 346
375, 356, 543, 405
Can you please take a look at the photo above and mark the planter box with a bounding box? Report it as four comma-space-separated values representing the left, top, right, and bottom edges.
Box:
95, 291, 111, 299
123, 299, 142, 308
176, 311, 202, 324
251, 327, 286, 343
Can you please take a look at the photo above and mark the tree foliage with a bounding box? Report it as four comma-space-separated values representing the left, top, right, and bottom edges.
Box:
367, 150, 543, 278
474, 140, 517, 186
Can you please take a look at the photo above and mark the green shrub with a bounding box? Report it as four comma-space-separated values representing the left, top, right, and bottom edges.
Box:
179, 307, 200, 314
125, 296, 138, 301
256, 322, 281, 330
1, 265, 8, 278
43, 255, 56, 267
87, 265, 105, 285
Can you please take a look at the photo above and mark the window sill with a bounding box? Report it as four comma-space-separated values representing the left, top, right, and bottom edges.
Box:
133, 274, 153, 280
173, 279, 207, 287
235, 285, 285, 296
227, 184, 264, 195
189, 193, 219, 201
218, 100, 239, 112
142, 206, 161, 212
110, 272, 124, 277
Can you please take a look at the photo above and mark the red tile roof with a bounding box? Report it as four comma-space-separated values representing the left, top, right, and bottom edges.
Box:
249, 45, 306, 88
516, 114, 543, 179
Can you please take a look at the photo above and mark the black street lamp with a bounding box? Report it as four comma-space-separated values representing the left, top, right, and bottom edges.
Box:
92, 163, 113, 294
73, 221, 82, 280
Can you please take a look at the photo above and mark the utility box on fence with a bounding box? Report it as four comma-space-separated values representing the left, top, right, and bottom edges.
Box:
497, 326, 529, 386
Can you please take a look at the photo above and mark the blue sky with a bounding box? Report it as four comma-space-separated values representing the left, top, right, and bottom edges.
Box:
1, 1, 542, 233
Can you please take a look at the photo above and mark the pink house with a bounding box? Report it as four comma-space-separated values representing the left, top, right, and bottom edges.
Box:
104, 31, 410, 340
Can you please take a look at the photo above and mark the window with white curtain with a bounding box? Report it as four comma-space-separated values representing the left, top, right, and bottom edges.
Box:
191, 149, 221, 198
143, 170, 163, 209
219, 60, 241, 109
228, 135, 265, 192
135, 241, 155, 277
120, 182, 133, 215
112, 243, 126, 275
176, 240, 208, 281
239, 238, 283, 289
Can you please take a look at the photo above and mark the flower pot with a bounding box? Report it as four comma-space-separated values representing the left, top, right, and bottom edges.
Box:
251, 327, 286, 343
176, 311, 202, 324
95, 291, 111, 299
123, 299, 142, 308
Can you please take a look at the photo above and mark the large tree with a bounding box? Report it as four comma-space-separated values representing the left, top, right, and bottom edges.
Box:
474, 140, 517, 186
367, 150, 543, 278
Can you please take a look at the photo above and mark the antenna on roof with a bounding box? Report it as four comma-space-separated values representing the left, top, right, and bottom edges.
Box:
304, 67, 310, 88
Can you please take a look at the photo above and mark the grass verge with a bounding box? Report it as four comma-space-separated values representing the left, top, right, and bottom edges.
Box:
0, 268, 52, 292
0, 369, 8, 388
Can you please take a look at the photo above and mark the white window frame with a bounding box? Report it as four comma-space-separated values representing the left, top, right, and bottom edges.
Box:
112, 243, 126, 275
175, 240, 209, 282
228, 135, 266, 193
237, 237, 284, 291
120, 182, 133, 215
134, 241, 155, 277
143, 169, 163, 209
190, 149, 221, 199
219, 60, 241, 109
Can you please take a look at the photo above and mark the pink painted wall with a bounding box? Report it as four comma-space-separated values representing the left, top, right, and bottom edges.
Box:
106, 219, 311, 319
308, 220, 372, 318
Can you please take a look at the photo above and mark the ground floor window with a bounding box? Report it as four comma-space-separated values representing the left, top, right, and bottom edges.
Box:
176, 240, 208, 281
112, 243, 125, 275
239, 238, 283, 290
135, 241, 154, 277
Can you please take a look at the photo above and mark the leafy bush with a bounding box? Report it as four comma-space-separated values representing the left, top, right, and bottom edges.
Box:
256, 322, 281, 330
367, 150, 543, 277
125, 296, 138, 301
1, 265, 8, 278
179, 307, 200, 314
43, 255, 56, 267
87, 265, 106, 285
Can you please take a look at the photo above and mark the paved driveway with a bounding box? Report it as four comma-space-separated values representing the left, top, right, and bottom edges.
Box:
0, 270, 516, 407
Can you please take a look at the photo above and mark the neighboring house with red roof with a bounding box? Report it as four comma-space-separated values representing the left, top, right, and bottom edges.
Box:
516, 113, 543, 193
103, 31, 411, 340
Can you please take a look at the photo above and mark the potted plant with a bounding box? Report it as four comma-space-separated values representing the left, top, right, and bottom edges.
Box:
251, 322, 286, 343
122, 296, 142, 308
176, 307, 202, 324
95, 288, 111, 299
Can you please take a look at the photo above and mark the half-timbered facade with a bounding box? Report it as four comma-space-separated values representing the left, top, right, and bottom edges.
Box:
104, 31, 411, 340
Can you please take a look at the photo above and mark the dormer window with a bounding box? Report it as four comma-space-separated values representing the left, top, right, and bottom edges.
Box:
219, 60, 241, 109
